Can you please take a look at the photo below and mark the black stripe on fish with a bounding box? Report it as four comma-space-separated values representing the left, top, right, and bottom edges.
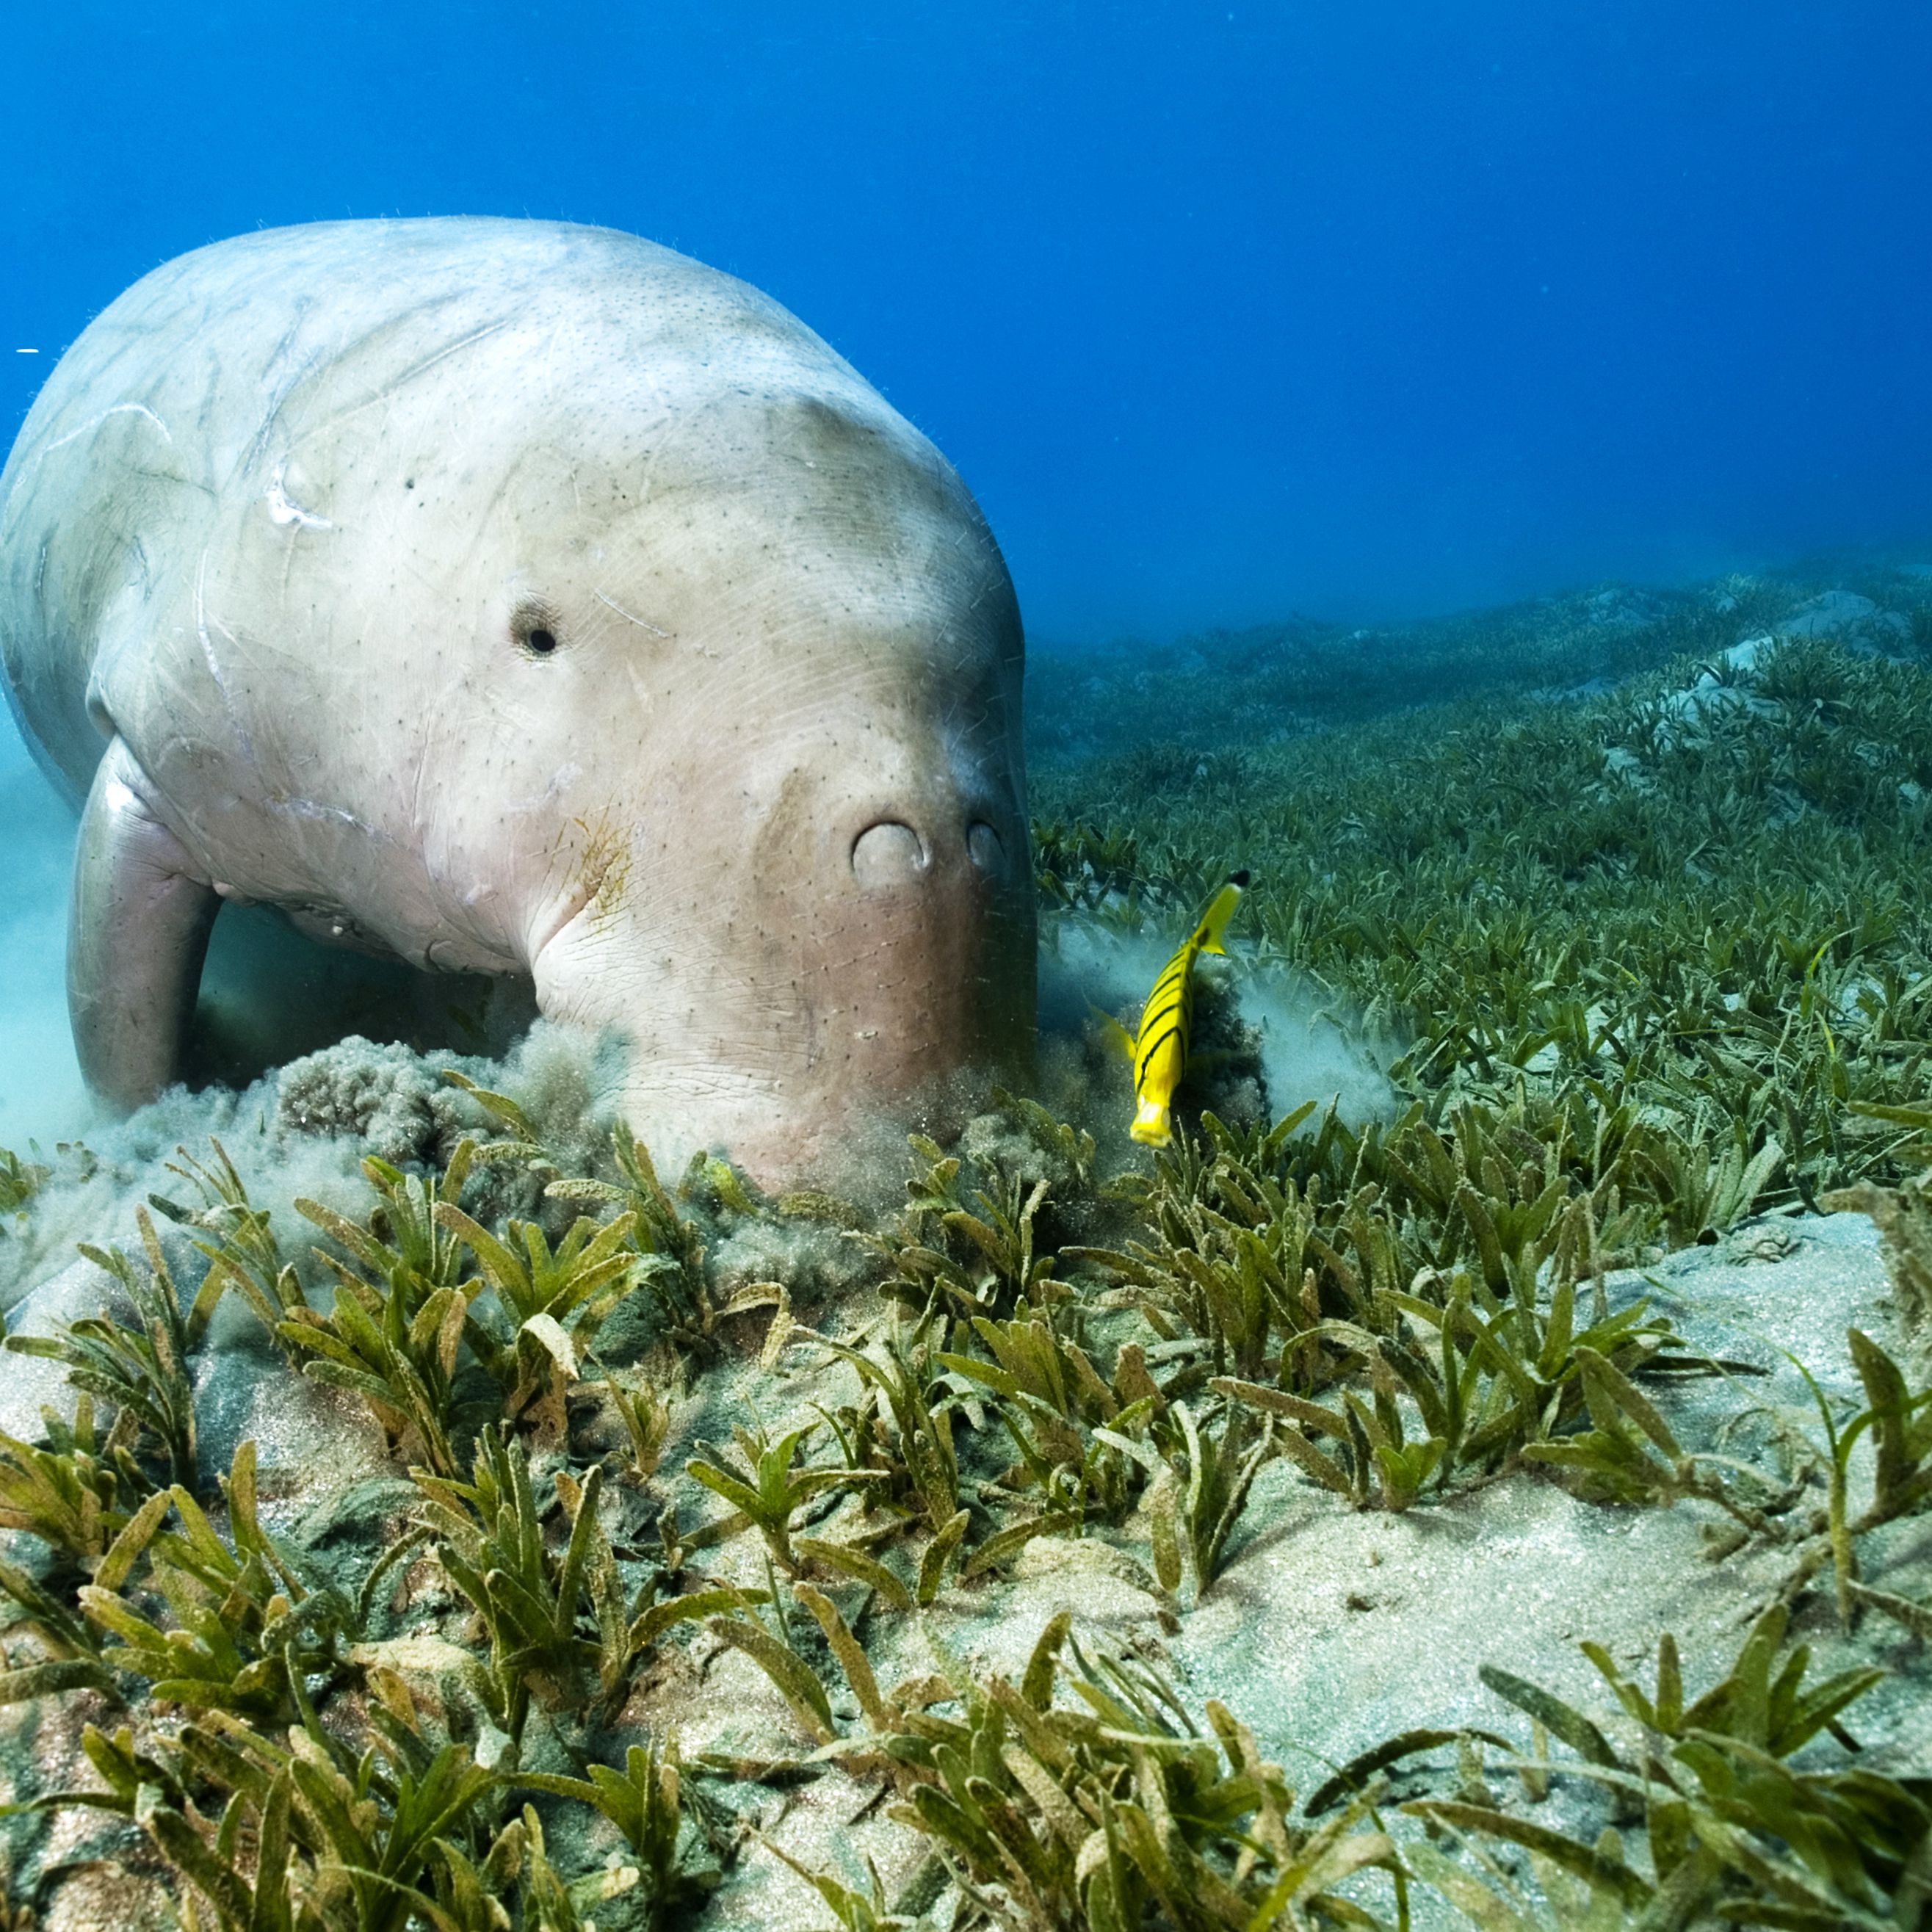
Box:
1135, 1018, 1184, 1079
1139, 988, 1187, 1035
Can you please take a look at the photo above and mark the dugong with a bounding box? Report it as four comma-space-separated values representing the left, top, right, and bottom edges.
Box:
0, 219, 1034, 1181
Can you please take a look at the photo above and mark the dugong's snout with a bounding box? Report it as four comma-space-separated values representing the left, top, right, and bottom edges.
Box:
529, 761, 1036, 1186
839, 796, 1036, 1047
735, 774, 1038, 1171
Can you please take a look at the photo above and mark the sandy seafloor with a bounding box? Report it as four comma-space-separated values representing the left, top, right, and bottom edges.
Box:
637, 1212, 1920, 1931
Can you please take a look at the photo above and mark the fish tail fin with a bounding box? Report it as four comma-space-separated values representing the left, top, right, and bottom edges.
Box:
1193, 869, 1251, 957
1131, 1097, 1173, 1146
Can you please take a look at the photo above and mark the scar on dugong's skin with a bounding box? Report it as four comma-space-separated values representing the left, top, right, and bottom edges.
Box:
0, 219, 1036, 1182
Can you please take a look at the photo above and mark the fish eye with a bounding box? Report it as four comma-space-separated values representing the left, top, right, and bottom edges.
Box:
511, 602, 562, 658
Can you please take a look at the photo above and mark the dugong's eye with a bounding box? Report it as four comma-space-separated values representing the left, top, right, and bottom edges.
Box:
511, 602, 562, 658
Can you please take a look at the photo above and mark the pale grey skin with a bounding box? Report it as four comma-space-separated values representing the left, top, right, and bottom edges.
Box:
0, 219, 1035, 1182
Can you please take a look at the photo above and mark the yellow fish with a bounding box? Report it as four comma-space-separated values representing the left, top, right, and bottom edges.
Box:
1110, 871, 1249, 1146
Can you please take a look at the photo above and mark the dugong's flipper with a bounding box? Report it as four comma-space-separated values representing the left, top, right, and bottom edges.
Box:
68, 739, 219, 1111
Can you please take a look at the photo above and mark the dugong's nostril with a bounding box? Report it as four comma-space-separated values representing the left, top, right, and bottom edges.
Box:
852, 820, 927, 889
967, 822, 1004, 875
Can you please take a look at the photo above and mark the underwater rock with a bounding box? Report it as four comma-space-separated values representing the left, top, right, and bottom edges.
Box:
1776, 587, 1914, 653
0, 217, 1035, 1187
1601, 742, 1656, 791
1654, 662, 1781, 742
1640, 604, 1917, 764
1583, 585, 1663, 632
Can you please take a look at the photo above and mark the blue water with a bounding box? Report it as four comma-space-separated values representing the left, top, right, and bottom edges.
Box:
4, 2, 1930, 639
2, 2, 1930, 1146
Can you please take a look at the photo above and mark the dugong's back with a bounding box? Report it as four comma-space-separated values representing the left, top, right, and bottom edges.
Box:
0, 218, 895, 801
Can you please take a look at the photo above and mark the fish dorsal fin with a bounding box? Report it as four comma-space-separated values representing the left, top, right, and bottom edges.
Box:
1191, 870, 1250, 957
